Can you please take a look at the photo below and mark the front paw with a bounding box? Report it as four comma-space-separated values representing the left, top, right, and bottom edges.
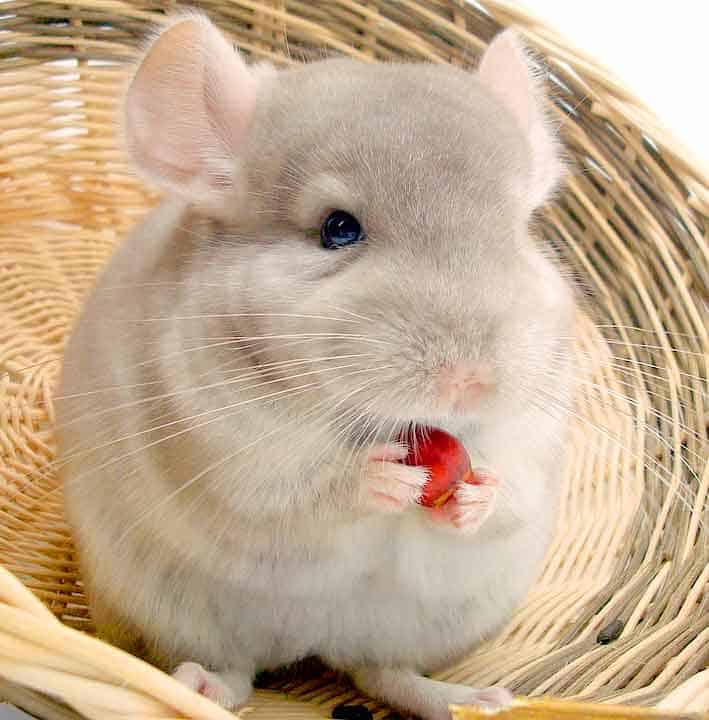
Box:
429, 468, 498, 535
364, 443, 429, 513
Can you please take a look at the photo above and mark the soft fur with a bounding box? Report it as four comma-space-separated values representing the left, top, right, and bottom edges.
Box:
58, 15, 575, 720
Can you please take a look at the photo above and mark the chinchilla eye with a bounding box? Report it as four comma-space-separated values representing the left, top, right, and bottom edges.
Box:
320, 210, 364, 249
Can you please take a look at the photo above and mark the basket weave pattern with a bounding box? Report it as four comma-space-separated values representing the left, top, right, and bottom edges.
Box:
0, 2, 707, 718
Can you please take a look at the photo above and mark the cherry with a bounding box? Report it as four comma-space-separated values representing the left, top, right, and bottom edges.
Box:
397, 427, 475, 508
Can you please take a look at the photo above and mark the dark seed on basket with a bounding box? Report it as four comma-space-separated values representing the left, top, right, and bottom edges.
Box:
597, 618, 624, 644
332, 703, 374, 720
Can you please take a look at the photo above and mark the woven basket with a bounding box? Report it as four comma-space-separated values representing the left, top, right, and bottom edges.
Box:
0, 2, 706, 719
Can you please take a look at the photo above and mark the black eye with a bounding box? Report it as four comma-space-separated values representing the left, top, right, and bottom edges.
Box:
320, 210, 364, 249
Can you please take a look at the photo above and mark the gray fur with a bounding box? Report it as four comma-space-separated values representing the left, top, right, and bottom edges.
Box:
59, 19, 575, 720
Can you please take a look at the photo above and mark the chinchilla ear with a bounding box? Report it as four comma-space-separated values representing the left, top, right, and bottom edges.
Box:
124, 13, 259, 209
479, 30, 563, 208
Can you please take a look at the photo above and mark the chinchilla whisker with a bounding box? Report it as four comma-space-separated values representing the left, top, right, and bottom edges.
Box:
116, 441, 260, 546
528, 388, 702, 513
261, 381, 383, 492
212, 345, 379, 379
518, 391, 702, 526
138, 335, 377, 372
351, 407, 396, 476
54, 360, 374, 433
547, 349, 706, 391
304, 389, 386, 485
208, 377, 387, 536
28, 381, 325, 499
304, 390, 384, 481
141, 332, 394, 348
559, 365, 705, 411
46, 355, 385, 483
132, 312, 361, 324
145, 371, 393, 535
577, 381, 704, 449
547, 381, 705, 479
48, 338, 381, 397
336, 400, 384, 475
21, 337, 265, 380
324, 304, 376, 324
593, 323, 705, 340
51, 347, 270, 403
551, 345, 707, 379
535, 368, 706, 447
565, 356, 708, 389
165, 352, 377, 387
52, 349, 250, 401
555, 337, 705, 356
336, 384, 408, 480
41, 365, 388, 504
52, 362, 376, 468
219, 353, 377, 376
98, 281, 227, 291
30, 381, 323, 487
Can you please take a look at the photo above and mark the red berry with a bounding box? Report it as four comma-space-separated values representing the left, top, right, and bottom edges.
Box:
397, 427, 474, 508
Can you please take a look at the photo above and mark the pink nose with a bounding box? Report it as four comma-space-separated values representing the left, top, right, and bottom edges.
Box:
437, 363, 493, 413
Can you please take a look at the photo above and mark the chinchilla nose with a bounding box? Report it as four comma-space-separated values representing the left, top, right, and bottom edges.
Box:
436, 362, 495, 414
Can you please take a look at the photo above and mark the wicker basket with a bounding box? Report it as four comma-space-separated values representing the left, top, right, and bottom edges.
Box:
0, 2, 706, 719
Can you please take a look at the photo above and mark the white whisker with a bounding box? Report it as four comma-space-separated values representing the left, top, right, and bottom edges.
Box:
527, 385, 703, 515
132, 312, 361, 324
52, 362, 374, 471
120, 368, 391, 541
593, 324, 706, 341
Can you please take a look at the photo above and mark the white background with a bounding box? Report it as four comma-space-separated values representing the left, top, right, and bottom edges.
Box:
524, 0, 709, 169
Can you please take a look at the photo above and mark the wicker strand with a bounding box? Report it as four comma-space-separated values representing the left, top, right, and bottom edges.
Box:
0, 566, 238, 720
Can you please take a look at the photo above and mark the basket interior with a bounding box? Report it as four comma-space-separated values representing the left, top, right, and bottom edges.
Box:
0, 1, 706, 716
